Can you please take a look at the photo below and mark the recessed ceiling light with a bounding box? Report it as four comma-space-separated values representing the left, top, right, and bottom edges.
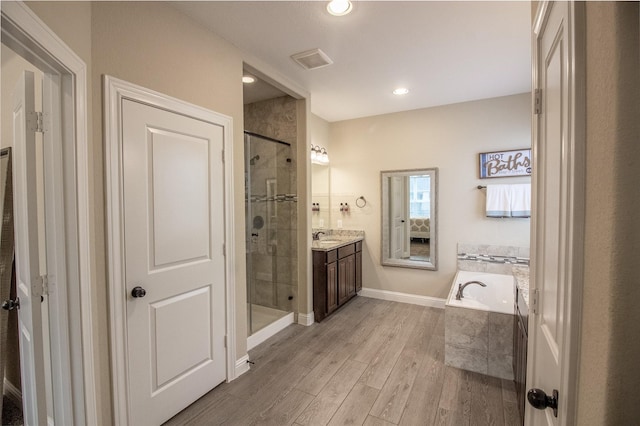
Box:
327, 0, 353, 16
242, 75, 256, 84
393, 88, 409, 95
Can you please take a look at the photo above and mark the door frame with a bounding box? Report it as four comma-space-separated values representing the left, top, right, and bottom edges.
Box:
104, 76, 237, 426
1, 2, 96, 425
528, 2, 586, 424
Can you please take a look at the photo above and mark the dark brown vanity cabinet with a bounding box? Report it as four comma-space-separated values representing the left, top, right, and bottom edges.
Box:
513, 284, 528, 425
313, 241, 362, 322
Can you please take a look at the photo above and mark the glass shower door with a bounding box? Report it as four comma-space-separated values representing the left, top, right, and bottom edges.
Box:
245, 132, 295, 335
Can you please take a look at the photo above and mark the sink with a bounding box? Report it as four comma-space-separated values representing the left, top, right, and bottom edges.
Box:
317, 240, 341, 244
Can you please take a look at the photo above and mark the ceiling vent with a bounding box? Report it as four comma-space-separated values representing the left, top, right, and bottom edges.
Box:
291, 48, 333, 70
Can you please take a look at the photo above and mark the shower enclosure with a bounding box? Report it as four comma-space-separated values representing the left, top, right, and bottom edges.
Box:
245, 132, 297, 336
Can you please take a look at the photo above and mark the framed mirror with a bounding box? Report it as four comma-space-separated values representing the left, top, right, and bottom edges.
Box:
381, 167, 438, 270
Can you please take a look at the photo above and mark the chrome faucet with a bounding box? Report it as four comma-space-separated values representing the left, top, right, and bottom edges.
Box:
455, 280, 487, 300
312, 231, 326, 241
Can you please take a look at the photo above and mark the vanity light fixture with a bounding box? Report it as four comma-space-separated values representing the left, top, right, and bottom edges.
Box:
393, 88, 409, 95
327, 0, 353, 16
310, 145, 330, 164
242, 75, 256, 84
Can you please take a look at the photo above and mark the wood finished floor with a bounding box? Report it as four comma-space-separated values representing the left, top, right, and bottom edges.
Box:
164, 297, 519, 426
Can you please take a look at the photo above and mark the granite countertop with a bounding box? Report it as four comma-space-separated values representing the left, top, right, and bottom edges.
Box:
512, 265, 530, 307
311, 235, 364, 251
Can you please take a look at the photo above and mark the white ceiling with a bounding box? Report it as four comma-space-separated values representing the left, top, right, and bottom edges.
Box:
171, 1, 531, 123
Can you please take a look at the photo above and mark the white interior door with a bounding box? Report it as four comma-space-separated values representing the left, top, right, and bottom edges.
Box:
122, 99, 226, 425
12, 70, 48, 426
528, 2, 583, 425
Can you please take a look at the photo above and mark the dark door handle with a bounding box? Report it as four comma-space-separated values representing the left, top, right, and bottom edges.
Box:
527, 388, 558, 417
2, 298, 20, 311
131, 286, 146, 298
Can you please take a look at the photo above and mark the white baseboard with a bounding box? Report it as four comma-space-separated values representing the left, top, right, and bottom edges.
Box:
3, 378, 21, 406
247, 311, 295, 351
297, 311, 314, 326
234, 354, 251, 379
359, 287, 445, 309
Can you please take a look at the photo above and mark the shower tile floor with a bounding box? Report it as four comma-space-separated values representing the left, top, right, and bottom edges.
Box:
248, 303, 290, 334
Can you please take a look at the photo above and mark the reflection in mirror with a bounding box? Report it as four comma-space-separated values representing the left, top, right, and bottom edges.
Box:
381, 168, 438, 270
311, 163, 330, 228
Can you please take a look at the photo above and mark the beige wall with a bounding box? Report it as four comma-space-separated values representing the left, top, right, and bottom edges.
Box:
26, 2, 249, 424
310, 113, 331, 228
92, 3, 247, 424
19, 1, 640, 424
329, 93, 531, 299
578, 2, 640, 424
310, 113, 331, 153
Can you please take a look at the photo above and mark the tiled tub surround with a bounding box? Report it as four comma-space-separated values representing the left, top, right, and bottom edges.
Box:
445, 270, 516, 380
457, 243, 529, 275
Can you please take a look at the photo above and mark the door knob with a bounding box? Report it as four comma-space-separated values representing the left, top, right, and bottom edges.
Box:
527, 388, 558, 417
131, 286, 146, 298
1, 298, 20, 311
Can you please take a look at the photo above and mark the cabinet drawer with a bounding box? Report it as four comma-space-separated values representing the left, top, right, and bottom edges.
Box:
355, 241, 362, 252
326, 249, 338, 264
338, 244, 355, 259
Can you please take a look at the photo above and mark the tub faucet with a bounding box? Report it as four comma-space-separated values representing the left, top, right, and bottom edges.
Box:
312, 231, 326, 241
455, 280, 487, 300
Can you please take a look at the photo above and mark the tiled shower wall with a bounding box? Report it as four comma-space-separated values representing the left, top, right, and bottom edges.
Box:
244, 96, 298, 314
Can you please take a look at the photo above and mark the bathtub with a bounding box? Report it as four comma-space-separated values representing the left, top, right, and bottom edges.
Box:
446, 270, 514, 314
444, 270, 515, 380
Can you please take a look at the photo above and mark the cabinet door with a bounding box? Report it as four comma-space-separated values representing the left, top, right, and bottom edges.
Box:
355, 250, 362, 293
519, 320, 528, 424
327, 261, 338, 313
338, 257, 348, 305
515, 316, 527, 425
346, 254, 356, 298
338, 253, 356, 305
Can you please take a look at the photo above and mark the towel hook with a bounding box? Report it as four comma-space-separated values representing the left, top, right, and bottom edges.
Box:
355, 196, 367, 208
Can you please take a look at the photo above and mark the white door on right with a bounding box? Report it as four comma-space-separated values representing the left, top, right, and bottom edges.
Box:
528, 2, 585, 425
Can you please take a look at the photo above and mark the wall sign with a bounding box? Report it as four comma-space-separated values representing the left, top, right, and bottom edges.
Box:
479, 148, 532, 179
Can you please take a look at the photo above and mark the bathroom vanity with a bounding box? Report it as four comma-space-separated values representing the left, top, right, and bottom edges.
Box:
312, 236, 363, 322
